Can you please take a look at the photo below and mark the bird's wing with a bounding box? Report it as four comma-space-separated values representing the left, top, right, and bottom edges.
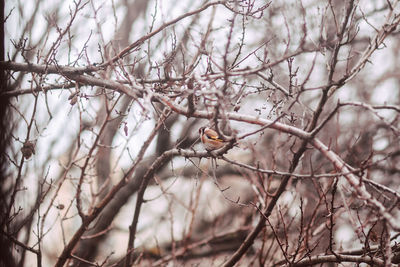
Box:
205, 130, 224, 142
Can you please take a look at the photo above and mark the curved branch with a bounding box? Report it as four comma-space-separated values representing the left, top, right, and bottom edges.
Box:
290, 253, 384, 267
158, 96, 400, 231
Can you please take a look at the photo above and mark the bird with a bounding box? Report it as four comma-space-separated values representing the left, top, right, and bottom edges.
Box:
199, 127, 227, 151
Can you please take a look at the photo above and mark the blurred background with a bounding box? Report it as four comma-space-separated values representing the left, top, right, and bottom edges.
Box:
2, 0, 400, 266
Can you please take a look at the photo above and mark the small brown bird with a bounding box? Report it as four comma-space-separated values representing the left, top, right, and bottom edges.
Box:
199, 127, 227, 151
